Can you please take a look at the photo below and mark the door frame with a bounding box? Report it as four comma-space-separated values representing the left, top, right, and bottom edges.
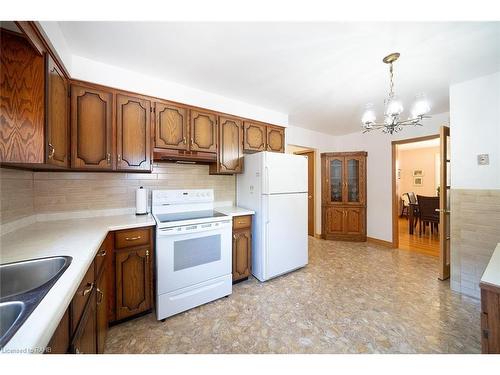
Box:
294, 149, 316, 237
391, 134, 440, 249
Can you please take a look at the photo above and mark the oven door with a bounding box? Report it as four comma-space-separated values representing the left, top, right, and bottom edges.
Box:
156, 220, 232, 294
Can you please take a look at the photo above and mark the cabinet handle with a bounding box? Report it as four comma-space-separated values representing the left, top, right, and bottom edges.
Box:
146, 250, 150, 263
97, 249, 106, 257
82, 282, 94, 296
106, 153, 111, 165
48, 143, 55, 159
117, 154, 121, 162
97, 288, 103, 304
125, 236, 141, 241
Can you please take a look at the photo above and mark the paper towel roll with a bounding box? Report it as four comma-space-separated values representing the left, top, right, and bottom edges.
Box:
136, 186, 148, 215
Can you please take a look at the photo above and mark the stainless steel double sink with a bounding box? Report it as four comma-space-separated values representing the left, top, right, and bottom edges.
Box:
0, 256, 72, 349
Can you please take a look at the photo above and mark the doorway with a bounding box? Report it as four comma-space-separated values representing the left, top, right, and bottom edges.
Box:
391, 127, 451, 280
287, 145, 316, 237
393, 135, 440, 257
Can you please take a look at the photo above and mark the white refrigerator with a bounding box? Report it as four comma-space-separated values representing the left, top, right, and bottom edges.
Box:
237, 151, 308, 281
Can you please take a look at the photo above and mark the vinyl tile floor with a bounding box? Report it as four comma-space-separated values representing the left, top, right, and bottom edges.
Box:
105, 237, 481, 354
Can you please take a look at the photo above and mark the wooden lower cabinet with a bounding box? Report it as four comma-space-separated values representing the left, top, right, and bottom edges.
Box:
232, 215, 252, 282
46, 309, 70, 354
115, 247, 153, 320
322, 206, 366, 241
480, 284, 500, 353
46, 226, 153, 354
96, 266, 108, 354
71, 290, 97, 354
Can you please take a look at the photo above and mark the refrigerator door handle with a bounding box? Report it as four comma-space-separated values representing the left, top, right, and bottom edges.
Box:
264, 166, 269, 194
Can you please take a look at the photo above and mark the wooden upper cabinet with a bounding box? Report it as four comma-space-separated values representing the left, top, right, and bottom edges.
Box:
215, 116, 243, 174
154, 102, 188, 151
0, 30, 45, 163
266, 126, 285, 153
71, 84, 113, 170
243, 121, 266, 152
116, 94, 151, 171
46, 54, 69, 167
190, 110, 217, 153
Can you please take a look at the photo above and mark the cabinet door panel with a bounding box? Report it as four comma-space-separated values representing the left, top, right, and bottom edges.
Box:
233, 228, 251, 281
324, 206, 344, 235
71, 290, 97, 354
155, 102, 188, 150
327, 157, 344, 204
218, 116, 243, 173
71, 85, 113, 169
115, 248, 152, 320
266, 126, 284, 153
243, 122, 266, 152
190, 110, 217, 153
345, 208, 364, 235
96, 267, 108, 354
116, 94, 151, 170
46, 55, 69, 167
345, 156, 365, 205
46, 309, 69, 354
0, 31, 44, 163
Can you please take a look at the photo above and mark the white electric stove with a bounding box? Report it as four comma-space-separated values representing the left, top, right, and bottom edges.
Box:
152, 189, 232, 320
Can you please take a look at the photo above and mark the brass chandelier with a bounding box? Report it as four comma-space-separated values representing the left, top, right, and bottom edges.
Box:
361, 52, 431, 134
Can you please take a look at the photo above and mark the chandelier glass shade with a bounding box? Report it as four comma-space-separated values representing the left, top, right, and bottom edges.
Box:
362, 53, 431, 134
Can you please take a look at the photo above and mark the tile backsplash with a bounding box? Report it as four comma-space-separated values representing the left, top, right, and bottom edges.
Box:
0, 168, 35, 224
0, 163, 235, 224
450, 189, 500, 298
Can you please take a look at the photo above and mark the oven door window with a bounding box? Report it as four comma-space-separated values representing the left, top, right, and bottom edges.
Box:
173, 234, 221, 271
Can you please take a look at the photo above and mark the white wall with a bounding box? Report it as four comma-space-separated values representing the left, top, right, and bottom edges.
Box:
286, 125, 337, 235
333, 112, 450, 242
450, 71, 500, 189
449, 71, 500, 299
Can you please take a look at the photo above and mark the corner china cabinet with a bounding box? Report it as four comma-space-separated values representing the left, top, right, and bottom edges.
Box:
321, 152, 367, 241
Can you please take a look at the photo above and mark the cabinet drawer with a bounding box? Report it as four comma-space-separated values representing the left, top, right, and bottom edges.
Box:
233, 215, 252, 230
71, 261, 95, 334
115, 228, 151, 249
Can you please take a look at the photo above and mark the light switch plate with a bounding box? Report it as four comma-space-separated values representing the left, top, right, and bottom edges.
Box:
477, 154, 489, 165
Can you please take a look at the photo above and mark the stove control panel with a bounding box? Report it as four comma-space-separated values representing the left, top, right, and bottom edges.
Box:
152, 189, 214, 206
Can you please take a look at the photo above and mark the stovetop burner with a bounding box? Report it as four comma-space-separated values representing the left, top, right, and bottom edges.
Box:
155, 210, 227, 223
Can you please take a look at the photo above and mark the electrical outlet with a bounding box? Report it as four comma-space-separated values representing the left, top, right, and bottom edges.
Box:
477, 154, 489, 165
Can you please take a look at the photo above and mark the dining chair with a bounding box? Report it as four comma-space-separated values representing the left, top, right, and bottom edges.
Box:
417, 195, 440, 236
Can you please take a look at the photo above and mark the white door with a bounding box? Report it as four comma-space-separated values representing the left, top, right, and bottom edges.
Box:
263, 152, 308, 194
263, 193, 308, 280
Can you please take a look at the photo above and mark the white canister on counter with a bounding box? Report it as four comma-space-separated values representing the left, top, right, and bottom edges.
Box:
136, 186, 148, 215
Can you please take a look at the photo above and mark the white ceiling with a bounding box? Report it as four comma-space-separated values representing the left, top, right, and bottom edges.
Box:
57, 22, 500, 135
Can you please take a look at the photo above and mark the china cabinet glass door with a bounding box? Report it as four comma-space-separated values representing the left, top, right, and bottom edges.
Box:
329, 157, 343, 203
345, 157, 362, 204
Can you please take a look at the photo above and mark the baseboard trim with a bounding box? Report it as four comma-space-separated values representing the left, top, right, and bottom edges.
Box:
367, 237, 394, 248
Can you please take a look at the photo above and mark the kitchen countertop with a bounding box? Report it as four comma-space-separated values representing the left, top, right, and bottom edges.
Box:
215, 206, 255, 217
0, 213, 155, 353
481, 243, 500, 289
